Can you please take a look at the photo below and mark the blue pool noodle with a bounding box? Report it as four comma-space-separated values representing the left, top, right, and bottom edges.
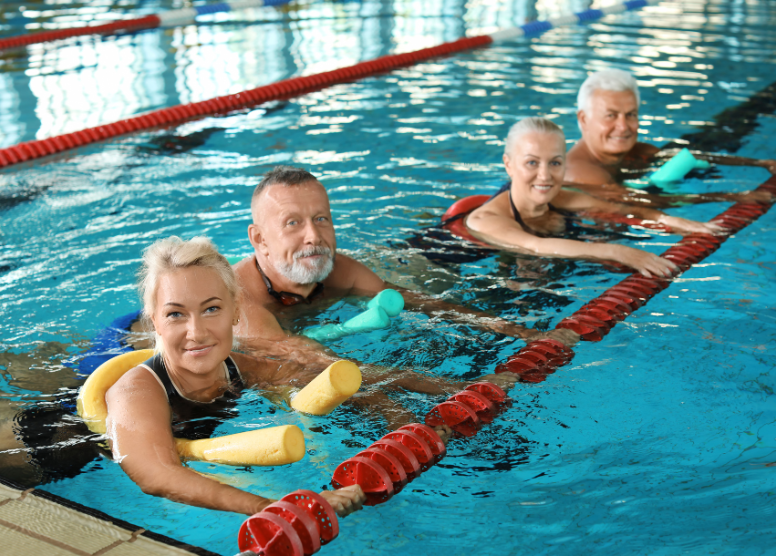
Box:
649, 148, 710, 186
304, 289, 404, 342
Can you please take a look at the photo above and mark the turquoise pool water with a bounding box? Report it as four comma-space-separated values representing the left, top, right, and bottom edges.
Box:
1, 0, 775, 554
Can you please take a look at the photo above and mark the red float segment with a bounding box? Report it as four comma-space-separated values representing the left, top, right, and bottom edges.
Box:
495, 355, 544, 375
0, 35, 494, 169
369, 438, 421, 480
556, 316, 607, 342
398, 423, 446, 462
263, 501, 321, 555
382, 430, 435, 471
425, 400, 482, 437
528, 338, 575, 359
465, 381, 508, 403
355, 448, 408, 492
448, 390, 496, 424
575, 306, 617, 330
579, 300, 627, 321
331, 456, 394, 506
238, 511, 304, 556
280, 490, 339, 545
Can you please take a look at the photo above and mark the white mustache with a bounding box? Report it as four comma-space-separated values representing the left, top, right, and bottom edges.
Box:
294, 247, 332, 259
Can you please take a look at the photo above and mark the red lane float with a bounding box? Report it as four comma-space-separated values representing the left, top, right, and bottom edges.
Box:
0, 36, 493, 170
0, 15, 161, 52
239, 489, 339, 556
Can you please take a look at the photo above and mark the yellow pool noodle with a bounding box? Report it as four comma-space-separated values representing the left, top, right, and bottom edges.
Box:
77, 349, 155, 435
290, 360, 362, 415
76, 348, 305, 466
175, 425, 305, 466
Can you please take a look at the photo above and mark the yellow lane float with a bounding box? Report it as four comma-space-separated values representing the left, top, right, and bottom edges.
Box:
76, 349, 361, 466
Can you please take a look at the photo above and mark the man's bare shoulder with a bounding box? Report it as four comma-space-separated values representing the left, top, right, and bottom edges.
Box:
564, 158, 615, 187
625, 142, 660, 164
325, 253, 385, 294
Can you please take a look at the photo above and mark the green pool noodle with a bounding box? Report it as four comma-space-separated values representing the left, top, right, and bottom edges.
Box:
649, 148, 710, 186
226, 255, 244, 265
366, 288, 405, 317
304, 306, 390, 342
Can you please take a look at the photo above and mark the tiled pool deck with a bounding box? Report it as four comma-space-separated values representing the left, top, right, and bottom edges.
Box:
0, 478, 221, 556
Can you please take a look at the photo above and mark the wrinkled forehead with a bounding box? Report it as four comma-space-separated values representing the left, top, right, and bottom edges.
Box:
251, 180, 330, 224
589, 88, 639, 113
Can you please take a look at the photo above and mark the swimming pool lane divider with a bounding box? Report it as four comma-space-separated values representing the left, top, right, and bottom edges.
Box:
0, 0, 292, 53
0, 0, 660, 170
236, 176, 776, 556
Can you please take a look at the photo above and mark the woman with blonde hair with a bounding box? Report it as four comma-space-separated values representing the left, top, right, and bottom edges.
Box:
466, 117, 723, 276
105, 236, 365, 516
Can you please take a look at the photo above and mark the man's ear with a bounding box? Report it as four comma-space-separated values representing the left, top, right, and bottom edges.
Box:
248, 224, 269, 256
577, 109, 587, 130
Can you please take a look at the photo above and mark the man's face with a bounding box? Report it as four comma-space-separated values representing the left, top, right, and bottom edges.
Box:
250, 181, 336, 285
578, 89, 640, 159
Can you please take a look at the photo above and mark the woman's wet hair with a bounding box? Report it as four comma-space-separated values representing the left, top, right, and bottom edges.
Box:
138, 236, 239, 353
504, 117, 565, 157
577, 69, 640, 115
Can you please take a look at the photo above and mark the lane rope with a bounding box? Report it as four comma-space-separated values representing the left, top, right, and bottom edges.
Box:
0, 0, 292, 52
0, 0, 660, 170
238, 175, 775, 555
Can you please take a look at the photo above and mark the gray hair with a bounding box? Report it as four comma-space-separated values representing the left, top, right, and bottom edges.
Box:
252, 165, 320, 201
577, 69, 640, 115
138, 236, 239, 354
504, 117, 565, 157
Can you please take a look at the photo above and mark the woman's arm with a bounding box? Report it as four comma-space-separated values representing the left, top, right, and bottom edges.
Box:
557, 189, 725, 236
106, 367, 275, 515
106, 366, 364, 516
466, 205, 677, 278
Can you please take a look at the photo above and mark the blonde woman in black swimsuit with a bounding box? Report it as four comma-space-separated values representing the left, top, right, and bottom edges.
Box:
465, 117, 724, 278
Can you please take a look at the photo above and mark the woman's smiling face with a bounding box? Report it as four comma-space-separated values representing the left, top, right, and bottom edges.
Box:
504, 130, 566, 206
151, 266, 237, 374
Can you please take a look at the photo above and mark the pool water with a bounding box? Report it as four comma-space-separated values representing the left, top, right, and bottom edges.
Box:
1, 0, 775, 554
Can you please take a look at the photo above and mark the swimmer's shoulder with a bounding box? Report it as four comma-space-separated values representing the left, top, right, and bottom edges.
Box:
623, 142, 660, 167
564, 158, 614, 187
467, 190, 509, 223
631, 142, 660, 158
106, 364, 169, 408
325, 253, 385, 294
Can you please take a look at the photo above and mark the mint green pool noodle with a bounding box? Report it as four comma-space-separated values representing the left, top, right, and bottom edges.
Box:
649, 148, 710, 186
366, 289, 404, 317
304, 306, 390, 342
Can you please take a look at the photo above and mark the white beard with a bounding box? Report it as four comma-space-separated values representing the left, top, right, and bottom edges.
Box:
275, 246, 335, 285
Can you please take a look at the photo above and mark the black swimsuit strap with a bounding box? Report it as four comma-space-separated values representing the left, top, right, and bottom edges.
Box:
143, 354, 243, 402
508, 188, 552, 239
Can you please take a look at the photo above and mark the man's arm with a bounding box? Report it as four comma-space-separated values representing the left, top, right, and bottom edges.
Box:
690, 152, 776, 175
565, 143, 773, 207
235, 299, 340, 368
395, 287, 578, 345
328, 254, 578, 345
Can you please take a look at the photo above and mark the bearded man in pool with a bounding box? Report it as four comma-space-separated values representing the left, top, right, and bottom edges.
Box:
232, 166, 577, 368
565, 69, 776, 207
